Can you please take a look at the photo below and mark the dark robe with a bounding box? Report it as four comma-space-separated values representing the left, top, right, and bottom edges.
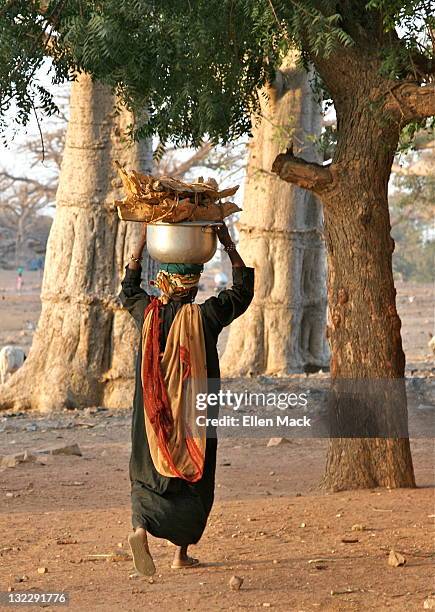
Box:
119, 264, 254, 546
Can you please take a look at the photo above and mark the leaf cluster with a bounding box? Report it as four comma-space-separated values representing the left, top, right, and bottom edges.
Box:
0, 0, 432, 146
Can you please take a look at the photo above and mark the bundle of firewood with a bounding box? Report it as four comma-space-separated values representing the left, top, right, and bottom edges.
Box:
114, 161, 240, 223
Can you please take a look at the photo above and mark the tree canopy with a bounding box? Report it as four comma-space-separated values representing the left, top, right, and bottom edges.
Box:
1, 1, 433, 146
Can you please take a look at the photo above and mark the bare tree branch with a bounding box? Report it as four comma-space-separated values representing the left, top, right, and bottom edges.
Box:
392, 158, 434, 177
385, 82, 435, 124
0, 171, 55, 192
168, 142, 213, 178
155, 140, 246, 182
271, 149, 333, 194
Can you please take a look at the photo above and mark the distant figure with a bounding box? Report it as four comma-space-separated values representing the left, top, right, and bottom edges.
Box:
0, 345, 26, 385
16, 266, 24, 293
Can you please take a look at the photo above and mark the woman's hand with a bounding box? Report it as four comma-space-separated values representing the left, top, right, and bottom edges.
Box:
214, 222, 246, 268
214, 223, 233, 247
140, 222, 147, 244
136, 223, 147, 250
128, 223, 147, 270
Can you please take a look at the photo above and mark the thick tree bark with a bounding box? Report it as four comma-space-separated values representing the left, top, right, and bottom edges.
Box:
273, 72, 416, 490
321, 132, 415, 490
221, 59, 328, 376
0, 74, 158, 412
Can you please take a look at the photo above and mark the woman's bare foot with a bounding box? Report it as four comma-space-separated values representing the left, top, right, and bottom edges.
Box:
128, 527, 156, 576
171, 545, 200, 569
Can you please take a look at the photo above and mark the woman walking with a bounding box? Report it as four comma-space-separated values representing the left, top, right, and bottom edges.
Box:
119, 223, 254, 575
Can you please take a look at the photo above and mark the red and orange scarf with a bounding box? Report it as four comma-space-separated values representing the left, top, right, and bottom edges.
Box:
141, 298, 207, 482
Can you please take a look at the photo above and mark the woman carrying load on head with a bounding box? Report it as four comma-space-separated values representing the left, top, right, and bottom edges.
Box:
119, 222, 254, 575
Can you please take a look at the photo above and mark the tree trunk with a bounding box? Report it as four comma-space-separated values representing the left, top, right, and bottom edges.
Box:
271, 67, 416, 490
0, 74, 158, 412
221, 59, 328, 376
320, 100, 415, 490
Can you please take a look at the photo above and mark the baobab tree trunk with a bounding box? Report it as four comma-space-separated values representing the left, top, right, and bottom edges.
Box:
272, 65, 417, 490
0, 74, 158, 412
221, 59, 328, 376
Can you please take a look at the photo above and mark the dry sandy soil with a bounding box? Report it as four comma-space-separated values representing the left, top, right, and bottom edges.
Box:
0, 269, 434, 611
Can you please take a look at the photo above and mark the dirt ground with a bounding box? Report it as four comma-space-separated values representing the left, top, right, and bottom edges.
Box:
0, 269, 434, 611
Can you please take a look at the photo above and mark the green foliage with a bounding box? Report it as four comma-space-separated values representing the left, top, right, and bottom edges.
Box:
0, 1, 71, 136
0, 0, 433, 145
398, 117, 435, 153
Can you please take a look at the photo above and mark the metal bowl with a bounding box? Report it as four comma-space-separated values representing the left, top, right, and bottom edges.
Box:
146, 221, 222, 264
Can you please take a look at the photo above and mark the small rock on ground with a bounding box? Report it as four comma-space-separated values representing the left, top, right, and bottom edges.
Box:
267, 438, 291, 447
388, 550, 406, 567
37, 443, 82, 457
229, 575, 243, 591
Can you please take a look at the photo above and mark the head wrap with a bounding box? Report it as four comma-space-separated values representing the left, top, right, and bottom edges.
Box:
151, 263, 203, 304
159, 263, 204, 275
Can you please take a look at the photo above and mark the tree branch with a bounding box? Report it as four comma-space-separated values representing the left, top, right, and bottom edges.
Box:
170, 142, 213, 178
385, 82, 435, 124
0, 171, 47, 188
271, 150, 333, 194
392, 159, 434, 177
